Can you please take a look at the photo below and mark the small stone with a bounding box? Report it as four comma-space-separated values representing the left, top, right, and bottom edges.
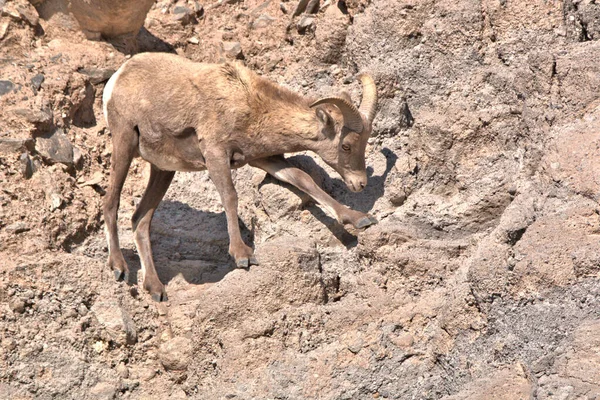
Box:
0, 80, 15, 96
160, 327, 173, 342
297, 15, 314, 33
2, 338, 17, 351
389, 192, 407, 206
16, 3, 39, 26
78, 171, 104, 187
91, 300, 137, 345
0, 138, 34, 155
252, 14, 275, 29
30, 73, 44, 94
391, 332, 414, 348
159, 336, 193, 371
0, 20, 10, 40
49, 192, 65, 211
170, 389, 188, 399
93, 341, 106, 353
119, 379, 139, 392
35, 128, 74, 166
77, 68, 115, 85
266, 55, 282, 71
221, 41, 243, 59
13, 108, 53, 133
19, 153, 34, 179
9, 299, 26, 314
116, 363, 129, 379
300, 209, 312, 223
78, 303, 89, 316
172, 6, 194, 24
64, 308, 78, 318
89, 381, 116, 400
347, 338, 363, 354
78, 316, 91, 332
187, 36, 199, 45
173, 5, 190, 15
73, 146, 83, 169
5, 222, 29, 234
136, 366, 156, 381
329, 65, 342, 76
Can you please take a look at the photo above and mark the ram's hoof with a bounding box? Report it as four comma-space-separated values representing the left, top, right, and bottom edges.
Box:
355, 215, 378, 229
151, 292, 168, 302
236, 256, 258, 268
114, 269, 129, 282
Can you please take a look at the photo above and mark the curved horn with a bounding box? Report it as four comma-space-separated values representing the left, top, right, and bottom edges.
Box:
358, 73, 378, 125
310, 97, 364, 133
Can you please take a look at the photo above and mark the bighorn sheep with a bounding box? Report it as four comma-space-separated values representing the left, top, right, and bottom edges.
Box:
102, 52, 378, 301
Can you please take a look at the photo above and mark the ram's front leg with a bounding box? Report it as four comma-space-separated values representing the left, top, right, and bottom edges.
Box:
206, 149, 258, 268
250, 156, 377, 229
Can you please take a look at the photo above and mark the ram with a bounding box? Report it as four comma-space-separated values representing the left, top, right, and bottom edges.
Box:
102, 52, 378, 301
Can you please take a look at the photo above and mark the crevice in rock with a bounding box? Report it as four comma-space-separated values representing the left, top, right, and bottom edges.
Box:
506, 226, 527, 246
337, 0, 348, 15
579, 20, 591, 41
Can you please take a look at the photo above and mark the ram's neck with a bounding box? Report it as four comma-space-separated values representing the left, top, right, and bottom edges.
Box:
248, 103, 322, 154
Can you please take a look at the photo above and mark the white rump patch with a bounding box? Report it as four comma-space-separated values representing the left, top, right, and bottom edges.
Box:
102, 61, 129, 126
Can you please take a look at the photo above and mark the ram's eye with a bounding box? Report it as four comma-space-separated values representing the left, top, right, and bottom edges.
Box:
342, 144, 351, 152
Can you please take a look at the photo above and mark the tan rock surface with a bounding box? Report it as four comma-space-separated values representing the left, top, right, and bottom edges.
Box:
1, 0, 600, 398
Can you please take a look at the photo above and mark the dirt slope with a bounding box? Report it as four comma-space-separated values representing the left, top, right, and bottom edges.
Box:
1, 0, 600, 399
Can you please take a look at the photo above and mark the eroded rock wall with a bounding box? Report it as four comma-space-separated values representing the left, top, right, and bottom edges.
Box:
1, 0, 600, 398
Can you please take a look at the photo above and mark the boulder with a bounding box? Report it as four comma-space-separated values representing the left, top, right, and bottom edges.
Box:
68, 0, 155, 38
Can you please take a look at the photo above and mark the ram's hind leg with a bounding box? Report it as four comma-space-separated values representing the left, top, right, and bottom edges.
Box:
104, 124, 138, 282
132, 165, 175, 302
250, 156, 377, 229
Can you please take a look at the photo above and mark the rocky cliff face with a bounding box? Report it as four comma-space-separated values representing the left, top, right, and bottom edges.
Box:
1, 0, 600, 398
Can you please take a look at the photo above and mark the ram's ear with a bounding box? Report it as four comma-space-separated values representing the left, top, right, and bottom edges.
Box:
315, 107, 330, 125
314, 107, 336, 138
310, 96, 364, 133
